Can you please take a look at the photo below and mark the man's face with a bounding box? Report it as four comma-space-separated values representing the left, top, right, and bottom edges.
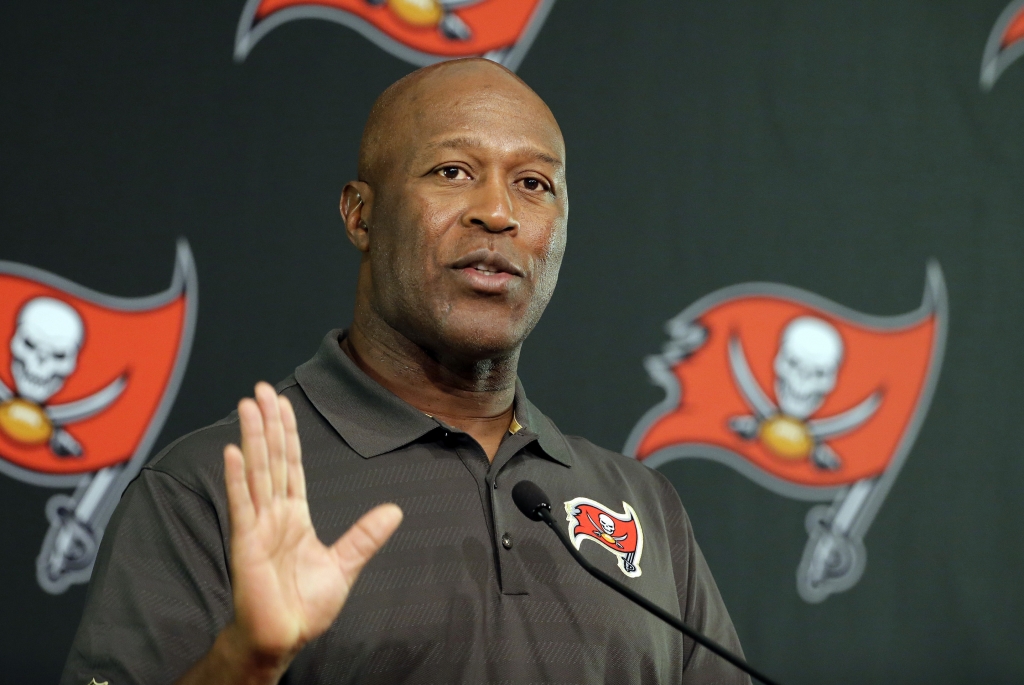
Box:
363, 69, 568, 359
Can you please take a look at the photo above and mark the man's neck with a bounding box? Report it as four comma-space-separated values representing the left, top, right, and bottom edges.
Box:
342, 321, 518, 462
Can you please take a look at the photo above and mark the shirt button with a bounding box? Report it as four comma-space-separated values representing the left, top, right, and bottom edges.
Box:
501, 532, 513, 550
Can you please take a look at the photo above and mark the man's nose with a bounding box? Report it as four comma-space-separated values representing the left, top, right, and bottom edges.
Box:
463, 176, 519, 234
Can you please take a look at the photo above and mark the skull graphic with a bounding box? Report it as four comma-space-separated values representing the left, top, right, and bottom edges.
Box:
598, 513, 616, 535
773, 317, 844, 419
727, 315, 880, 472
10, 297, 84, 403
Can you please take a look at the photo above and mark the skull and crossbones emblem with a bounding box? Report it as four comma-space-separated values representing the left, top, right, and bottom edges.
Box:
727, 316, 882, 471
588, 511, 629, 549
0, 297, 127, 457
365, 0, 484, 41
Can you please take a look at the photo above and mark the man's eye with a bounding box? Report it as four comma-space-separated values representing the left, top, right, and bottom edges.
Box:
521, 178, 546, 191
439, 167, 466, 180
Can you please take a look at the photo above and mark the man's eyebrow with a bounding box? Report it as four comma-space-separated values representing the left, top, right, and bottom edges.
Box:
423, 136, 485, 152
422, 136, 564, 169
531, 151, 564, 169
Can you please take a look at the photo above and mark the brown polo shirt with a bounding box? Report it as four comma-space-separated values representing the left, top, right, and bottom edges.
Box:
61, 330, 749, 685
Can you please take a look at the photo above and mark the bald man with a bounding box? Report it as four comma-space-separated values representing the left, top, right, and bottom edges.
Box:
61, 59, 748, 685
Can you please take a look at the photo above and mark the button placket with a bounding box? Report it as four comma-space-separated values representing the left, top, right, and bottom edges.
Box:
489, 443, 533, 595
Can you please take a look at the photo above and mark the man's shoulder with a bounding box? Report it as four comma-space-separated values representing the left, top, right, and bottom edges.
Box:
560, 432, 676, 497
560, 433, 633, 467
141, 412, 239, 498
143, 376, 303, 496
524, 399, 667, 489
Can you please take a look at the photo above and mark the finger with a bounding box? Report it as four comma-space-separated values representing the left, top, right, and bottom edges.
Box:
331, 504, 403, 588
223, 444, 256, 534
238, 396, 271, 511
255, 382, 287, 497
279, 395, 306, 501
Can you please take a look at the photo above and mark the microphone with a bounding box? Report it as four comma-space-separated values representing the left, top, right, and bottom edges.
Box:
511, 480, 783, 685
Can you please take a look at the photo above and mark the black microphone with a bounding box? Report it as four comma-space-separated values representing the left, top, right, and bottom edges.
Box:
511, 480, 783, 685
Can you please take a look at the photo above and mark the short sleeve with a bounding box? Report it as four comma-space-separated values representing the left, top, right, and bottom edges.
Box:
60, 468, 234, 685
654, 473, 752, 685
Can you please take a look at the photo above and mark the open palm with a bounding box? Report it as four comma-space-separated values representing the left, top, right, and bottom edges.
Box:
223, 382, 402, 662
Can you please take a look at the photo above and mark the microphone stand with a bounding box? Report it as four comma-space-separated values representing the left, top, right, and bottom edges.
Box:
533, 505, 783, 685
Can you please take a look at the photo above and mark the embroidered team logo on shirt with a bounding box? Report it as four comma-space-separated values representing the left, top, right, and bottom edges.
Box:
564, 497, 644, 578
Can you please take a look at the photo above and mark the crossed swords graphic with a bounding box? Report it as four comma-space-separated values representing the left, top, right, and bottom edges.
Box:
586, 510, 629, 549
0, 375, 126, 456
726, 335, 881, 471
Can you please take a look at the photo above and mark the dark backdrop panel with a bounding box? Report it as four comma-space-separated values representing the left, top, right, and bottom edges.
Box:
2, 1, 1023, 683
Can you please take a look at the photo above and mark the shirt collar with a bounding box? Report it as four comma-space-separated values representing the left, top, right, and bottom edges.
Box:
294, 330, 572, 467
511, 379, 572, 467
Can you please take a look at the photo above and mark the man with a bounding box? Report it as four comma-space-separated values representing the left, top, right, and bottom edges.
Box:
61, 58, 749, 685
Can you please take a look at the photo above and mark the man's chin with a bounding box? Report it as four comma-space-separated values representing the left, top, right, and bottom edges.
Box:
444, 329, 522, 359
431, 316, 528, 361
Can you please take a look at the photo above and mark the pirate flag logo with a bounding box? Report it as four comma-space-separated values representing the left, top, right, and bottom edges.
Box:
235, 0, 556, 71
564, 497, 644, 578
625, 263, 947, 602
981, 0, 1024, 90
0, 241, 197, 593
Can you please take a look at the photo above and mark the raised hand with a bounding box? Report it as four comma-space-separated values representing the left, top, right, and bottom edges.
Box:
194, 382, 402, 684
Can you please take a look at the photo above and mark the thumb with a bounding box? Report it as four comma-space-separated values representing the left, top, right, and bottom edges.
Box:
331, 503, 403, 584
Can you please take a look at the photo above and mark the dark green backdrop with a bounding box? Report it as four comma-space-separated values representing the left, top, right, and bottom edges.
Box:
2, 1, 1022, 682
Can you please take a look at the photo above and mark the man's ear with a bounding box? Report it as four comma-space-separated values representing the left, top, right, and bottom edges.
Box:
341, 181, 373, 252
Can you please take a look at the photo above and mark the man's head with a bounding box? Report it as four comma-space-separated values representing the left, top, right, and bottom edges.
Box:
342, 58, 567, 363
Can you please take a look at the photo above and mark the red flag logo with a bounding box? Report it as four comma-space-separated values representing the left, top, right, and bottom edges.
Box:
981, 0, 1024, 89
564, 497, 644, 578
0, 242, 197, 593
625, 263, 947, 602
235, 0, 556, 70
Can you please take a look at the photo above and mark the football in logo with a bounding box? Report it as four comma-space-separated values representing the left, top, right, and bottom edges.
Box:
0, 241, 197, 593
564, 497, 644, 578
981, 0, 1024, 90
235, 0, 556, 70
625, 263, 947, 602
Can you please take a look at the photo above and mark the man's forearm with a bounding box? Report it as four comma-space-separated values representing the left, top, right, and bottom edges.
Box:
174, 624, 293, 685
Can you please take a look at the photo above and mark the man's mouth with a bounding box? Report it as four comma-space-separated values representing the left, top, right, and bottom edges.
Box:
451, 249, 524, 276
450, 249, 524, 293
